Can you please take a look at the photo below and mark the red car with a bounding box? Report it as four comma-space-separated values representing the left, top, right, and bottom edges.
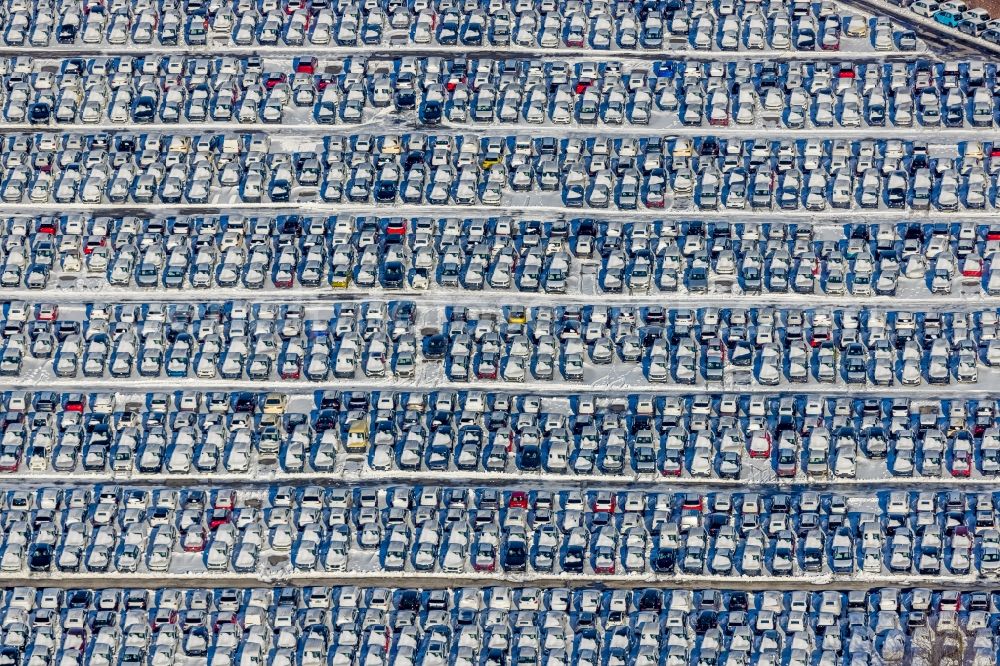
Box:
749, 432, 773, 458
181, 528, 206, 553
213, 612, 243, 632
476, 353, 498, 380
593, 548, 616, 574
962, 256, 983, 278
280, 354, 302, 380
810, 327, 832, 347
151, 609, 178, 630
592, 491, 616, 513
83, 236, 106, 255
508, 491, 528, 509
265, 73, 288, 89
951, 449, 972, 477
472, 543, 496, 572
209, 508, 232, 530
36, 303, 59, 320
661, 454, 682, 476
680, 494, 703, 511
939, 589, 961, 612
293, 56, 317, 74
0, 447, 21, 472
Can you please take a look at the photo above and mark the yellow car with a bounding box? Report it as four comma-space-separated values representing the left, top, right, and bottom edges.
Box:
507, 305, 527, 324
480, 151, 502, 169
346, 418, 370, 453
331, 267, 351, 288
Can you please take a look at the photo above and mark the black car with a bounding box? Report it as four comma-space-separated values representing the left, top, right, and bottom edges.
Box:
232, 392, 256, 413
314, 409, 338, 433
638, 589, 662, 611
844, 343, 867, 383
695, 611, 718, 633
420, 100, 442, 124
728, 592, 749, 611
57, 22, 78, 43
398, 590, 421, 611
422, 334, 448, 359
29, 102, 51, 124
0, 647, 20, 666
269, 179, 290, 202
374, 178, 397, 203
29, 543, 53, 571
502, 540, 527, 571
394, 86, 416, 110
518, 445, 541, 470
562, 545, 585, 573
381, 261, 405, 289
132, 95, 156, 122
652, 545, 676, 572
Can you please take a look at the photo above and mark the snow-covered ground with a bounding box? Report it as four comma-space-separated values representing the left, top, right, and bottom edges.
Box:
2, 2, 999, 665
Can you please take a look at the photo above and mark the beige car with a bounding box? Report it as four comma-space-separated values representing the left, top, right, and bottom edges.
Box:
261, 392, 287, 414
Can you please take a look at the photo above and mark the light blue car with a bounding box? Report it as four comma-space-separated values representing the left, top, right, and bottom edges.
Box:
933, 9, 963, 26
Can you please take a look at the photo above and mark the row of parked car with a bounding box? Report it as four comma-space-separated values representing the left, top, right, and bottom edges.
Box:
0, 584, 989, 666
425, 305, 1000, 389
4, 212, 1000, 297
0, 299, 434, 384
0, 0, 910, 51
4, 130, 999, 211
566, 217, 1000, 298
908, 0, 1000, 45
1, 484, 998, 582
3, 296, 1000, 389
2, 381, 1000, 480
13, 55, 998, 129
